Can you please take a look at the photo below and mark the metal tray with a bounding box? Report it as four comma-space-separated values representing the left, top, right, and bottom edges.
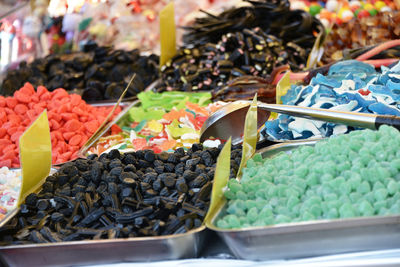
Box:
208, 141, 400, 261
0, 165, 207, 266
0, 227, 207, 267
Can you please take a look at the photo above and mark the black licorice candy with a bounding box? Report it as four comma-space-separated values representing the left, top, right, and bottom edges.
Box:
0, 144, 242, 244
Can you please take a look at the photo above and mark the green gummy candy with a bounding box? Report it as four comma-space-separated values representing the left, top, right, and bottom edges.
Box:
339, 203, 356, 218
326, 200, 341, 210
277, 184, 289, 197
228, 179, 242, 193
247, 207, 258, 223
329, 176, 345, 189
339, 182, 351, 195
305, 196, 322, 207
252, 153, 263, 162
285, 188, 300, 199
276, 206, 291, 217
294, 165, 309, 178
217, 219, 230, 229
348, 174, 362, 191
337, 162, 351, 172
246, 159, 256, 169
349, 140, 363, 152
363, 192, 375, 204
224, 190, 236, 200
357, 181, 371, 194
226, 214, 241, 228
245, 200, 258, 210
373, 181, 385, 191
323, 193, 338, 202
287, 196, 300, 209
259, 206, 273, 218
267, 185, 278, 197
374, 200, 387, 212
375, 151, 387, 161
390, 159, 400, 170
376, 167, 391, 180
252, 220, 266, 227
378, 207, 390, 216
262, 216, 274, 225
374, 188, 388, 201
275, 214, 291, 224
326, 208, 339, 219
301, 211, 316, 221
358, 200, 374, 216
236, 191, 248, 201
306, 173, 319, 186
389, 202, 400, 214
320, 173, 334, 184
309, 204, 322, 217
349, 192, 362, 203
227, 203, 245, 216
323, 161, 337, 176
360, 154, 373, 166
293, 177, 307, 191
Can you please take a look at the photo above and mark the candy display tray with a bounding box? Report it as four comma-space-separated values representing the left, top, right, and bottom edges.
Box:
0, 226, 207, 267
208, 141, 400, 261
0, 165, 207, 266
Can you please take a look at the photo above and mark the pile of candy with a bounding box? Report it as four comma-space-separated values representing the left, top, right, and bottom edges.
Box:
1, 45, 159, 102
0, 83, 121, 166
291, 0, 395, 27
155, 0, 323, 99
0, 167, 21, 221
264, 60, 400, 140
322, 11, 400, 63
0, 145, 242, 244
218, 126, 400, 229
89, 91, 223, 155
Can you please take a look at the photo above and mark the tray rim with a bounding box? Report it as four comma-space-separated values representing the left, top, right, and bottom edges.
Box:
0, 224, 206, 250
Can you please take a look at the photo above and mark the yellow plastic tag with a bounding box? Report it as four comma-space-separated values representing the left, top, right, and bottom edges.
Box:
276, 71, 291, 105
204, 137, 231, 227
237, 94, 258, 178
159, 2, 177, 67
18, 110, 51, 206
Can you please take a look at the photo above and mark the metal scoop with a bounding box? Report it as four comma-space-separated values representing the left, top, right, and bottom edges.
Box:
200, 100, 400, 145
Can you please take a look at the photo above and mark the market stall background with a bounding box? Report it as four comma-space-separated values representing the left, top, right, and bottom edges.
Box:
0, 0, 400, 266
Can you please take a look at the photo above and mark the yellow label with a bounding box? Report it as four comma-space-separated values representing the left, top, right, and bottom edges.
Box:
204, 137, 231, 227
276, 71, 291, 105
18, 110, 51, 206
237, 94, 258, 178
159, 2, 177, 67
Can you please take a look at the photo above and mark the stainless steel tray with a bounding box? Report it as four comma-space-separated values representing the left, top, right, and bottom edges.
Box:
208, 141, 400, 261
0, 226, 207, 267
0, 165, 207, 266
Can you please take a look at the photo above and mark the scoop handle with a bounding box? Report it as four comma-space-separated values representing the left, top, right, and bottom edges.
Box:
375, 115, 400, 130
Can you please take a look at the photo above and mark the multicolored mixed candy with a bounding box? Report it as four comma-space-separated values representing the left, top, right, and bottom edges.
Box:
89, 91, 224, 155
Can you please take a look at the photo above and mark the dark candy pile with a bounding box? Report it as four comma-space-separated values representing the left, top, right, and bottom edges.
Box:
182, 0, 322, 49
1, 44, 159, 102
157, 27, 307, 97
156, 0, 324, 101
0, 144, 242, 244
